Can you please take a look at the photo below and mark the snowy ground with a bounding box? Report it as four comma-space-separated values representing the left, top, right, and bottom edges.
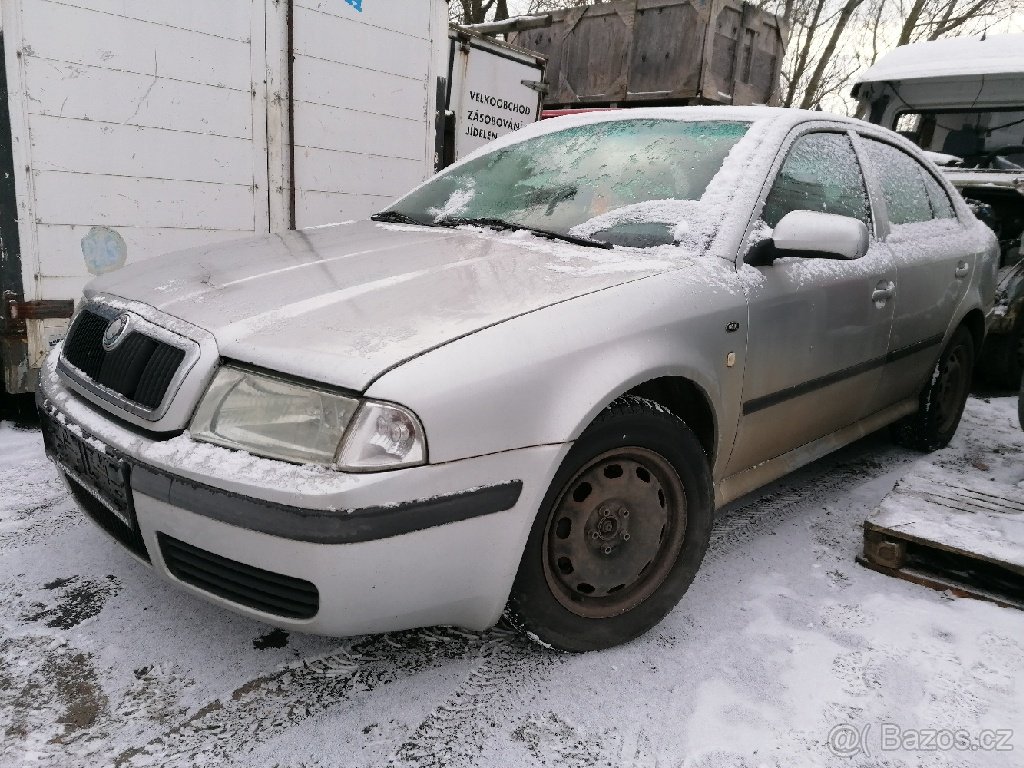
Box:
1, 396, 1022, 768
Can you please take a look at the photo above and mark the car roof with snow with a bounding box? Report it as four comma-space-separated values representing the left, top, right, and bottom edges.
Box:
455, 105, 862, 165
856, 33, 1024, 84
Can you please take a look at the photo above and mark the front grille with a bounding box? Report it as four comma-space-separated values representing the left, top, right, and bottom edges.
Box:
158, 534, 320, 619
63, 310, 186, 410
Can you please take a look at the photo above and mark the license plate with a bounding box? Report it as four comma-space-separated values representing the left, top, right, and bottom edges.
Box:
44, 414, 134, 528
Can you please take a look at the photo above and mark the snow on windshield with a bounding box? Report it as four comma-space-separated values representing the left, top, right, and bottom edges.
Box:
385, 120, 750, 248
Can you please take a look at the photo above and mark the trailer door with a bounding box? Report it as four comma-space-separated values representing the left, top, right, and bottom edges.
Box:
448, 32, 545, 163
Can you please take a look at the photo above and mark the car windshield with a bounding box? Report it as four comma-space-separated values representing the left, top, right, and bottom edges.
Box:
378, 119, 750, 248
893, 109, 1024, 169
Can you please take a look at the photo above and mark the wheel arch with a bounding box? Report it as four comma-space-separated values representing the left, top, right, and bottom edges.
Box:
622, 376, 718, 464
959, 307, 986, 358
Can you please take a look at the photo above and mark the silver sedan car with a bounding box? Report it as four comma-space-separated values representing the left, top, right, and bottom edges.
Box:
37, 107, 996, 651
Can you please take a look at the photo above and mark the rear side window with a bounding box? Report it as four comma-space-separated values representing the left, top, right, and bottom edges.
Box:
861, 139, 935, 225
761, 133, 871, 228
920, 171, 955, 219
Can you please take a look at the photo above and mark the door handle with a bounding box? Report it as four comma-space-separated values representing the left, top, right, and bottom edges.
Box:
954, 260, 970, 279
871, 280, 895, 305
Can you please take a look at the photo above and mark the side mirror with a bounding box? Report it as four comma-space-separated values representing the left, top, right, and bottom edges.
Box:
745, 210, 869, 266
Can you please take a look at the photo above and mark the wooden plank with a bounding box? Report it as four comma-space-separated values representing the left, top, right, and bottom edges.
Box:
293, 5, 431, 82
24, 57, 253, 139
21, 2, 252, 90
295, 0, 432, 40
867, 474, 1024, 573
30, 115, 255, 185
857, 556, 1024, 611
294, 102, 424, 161
294, 146, 424, 198
38, 0, 253, 41
295, 190, 393, 229
34, 224, 256, 277
32, 171, 255, 231
292, 56, 428, 121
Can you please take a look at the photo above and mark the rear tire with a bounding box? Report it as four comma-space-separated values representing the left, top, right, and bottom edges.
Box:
891, 326, 974, 452
505, 396, 713, 652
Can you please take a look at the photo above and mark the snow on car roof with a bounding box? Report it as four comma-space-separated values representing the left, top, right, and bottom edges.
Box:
856, 33, 1024, 84
453, 105, 855, 165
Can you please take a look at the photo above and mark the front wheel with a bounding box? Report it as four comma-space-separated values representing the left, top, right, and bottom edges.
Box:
891, 326, 975, 452
505, 396, 713, 652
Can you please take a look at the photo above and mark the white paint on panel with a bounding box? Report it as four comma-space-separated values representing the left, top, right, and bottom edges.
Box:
33, 171, 256, 231
24, 57, 254, 139
295, 146, 424, 197
294, 102, 424, 160
30, 116, 255, 184
21, 2, 252, 90
296, 0, 432, 40
41, 0, 253, 41
292, 57, 428, 121
293, 5, 432, 81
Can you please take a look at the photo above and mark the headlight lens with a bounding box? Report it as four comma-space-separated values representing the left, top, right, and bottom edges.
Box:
190, 365, 426, 470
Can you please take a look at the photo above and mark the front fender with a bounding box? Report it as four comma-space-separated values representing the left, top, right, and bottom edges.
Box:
365, 262, 749, 478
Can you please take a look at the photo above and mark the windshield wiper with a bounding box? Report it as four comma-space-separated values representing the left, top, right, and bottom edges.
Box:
370, 210, 431, 225
436, 216, 612, 249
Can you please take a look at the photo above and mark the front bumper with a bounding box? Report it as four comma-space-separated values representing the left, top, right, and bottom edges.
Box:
37, 361, 566, 635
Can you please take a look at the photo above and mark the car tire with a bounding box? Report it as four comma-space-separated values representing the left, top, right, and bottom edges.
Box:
891, 326, 975, 452
504, 395, 713, 652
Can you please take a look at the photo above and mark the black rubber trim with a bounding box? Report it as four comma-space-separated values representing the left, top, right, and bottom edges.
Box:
742, 333, 944, 415
132, 466, 523, 544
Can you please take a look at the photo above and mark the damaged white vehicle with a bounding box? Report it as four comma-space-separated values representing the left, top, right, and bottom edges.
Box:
37, 108, 997, 651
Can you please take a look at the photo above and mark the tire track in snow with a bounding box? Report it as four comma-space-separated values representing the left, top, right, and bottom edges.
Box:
704, 445, 916, 565
114, 627, 490, 768
381, 445, 918, 767
386, 631, 560, 768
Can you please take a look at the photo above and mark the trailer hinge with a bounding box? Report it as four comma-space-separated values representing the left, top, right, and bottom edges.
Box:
6, 299, 75, 321
522, 79, 549, 94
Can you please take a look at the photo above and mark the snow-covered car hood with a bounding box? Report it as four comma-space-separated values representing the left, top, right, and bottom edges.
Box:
86, 220, 673, 391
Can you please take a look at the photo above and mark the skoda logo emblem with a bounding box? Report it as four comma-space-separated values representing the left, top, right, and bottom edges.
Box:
101, 314, 131, 352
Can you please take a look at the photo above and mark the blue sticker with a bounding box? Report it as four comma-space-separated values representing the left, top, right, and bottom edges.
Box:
81, 226, 128, 275
344, 0, 362, 10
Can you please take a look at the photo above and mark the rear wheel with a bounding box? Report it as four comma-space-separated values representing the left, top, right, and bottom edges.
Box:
891, 326, 974, 452
505, 396, 713, 652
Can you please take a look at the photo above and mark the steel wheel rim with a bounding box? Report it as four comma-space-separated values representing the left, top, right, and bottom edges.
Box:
542, 447, 687, 619
935, 343, 970, 435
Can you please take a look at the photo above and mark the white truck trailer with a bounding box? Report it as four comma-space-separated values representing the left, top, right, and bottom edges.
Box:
0, 0, 544, 397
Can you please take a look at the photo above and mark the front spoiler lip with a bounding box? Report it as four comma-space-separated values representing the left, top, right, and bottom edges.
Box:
131, 465, 523, 544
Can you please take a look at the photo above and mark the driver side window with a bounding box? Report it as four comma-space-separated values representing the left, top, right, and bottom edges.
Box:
761, 133, 871, 229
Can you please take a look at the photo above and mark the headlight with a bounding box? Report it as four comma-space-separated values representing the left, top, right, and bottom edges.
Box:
190, 365, 426, 470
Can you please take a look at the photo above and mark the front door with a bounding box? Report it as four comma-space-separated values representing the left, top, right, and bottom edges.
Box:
726, 131, 897, 474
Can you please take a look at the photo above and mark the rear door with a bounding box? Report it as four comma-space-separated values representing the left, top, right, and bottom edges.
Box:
726, 130, 898, 474
857, 136, 977, 403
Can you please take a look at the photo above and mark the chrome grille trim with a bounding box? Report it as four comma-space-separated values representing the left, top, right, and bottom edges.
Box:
56, 295, 220, 432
